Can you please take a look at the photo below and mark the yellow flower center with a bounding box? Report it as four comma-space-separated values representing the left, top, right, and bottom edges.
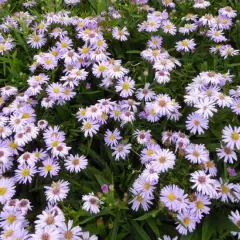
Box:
118, 30, 124, 36
64, 231, 73, 239
182, 40, 189, 47
80, 109, 86, 116
113, 65, 121, 72
136, 195, 143, 202
150, 109, 155, 115
32, 35, 40, 42
22, 113, 30, 119
231, 132, 239, 141
98, 65, 106, 72
152, 50, 159, 56
206, 161, 213, 168
45, 59, 52, 65
53, 87, 60, 94
149, 21, 155, 27
114, 110, 120, 116
9, 142, 17, 149
61, 42, 68, 48
0, 187, 7, 196
159, 156, 166, 163
109, 135, 115, 140
72, 159, 79, 165
193, 120, 200, 126
7, 215, 16, 224
122, 82, 130, 90
0, 45, 5, 51
101, 113, 107, 119
166, 24, 172, 30
193, 151, 200, 157
84, 123, 92, 130
64, 89, 70, 95
144, 183, 150, 190
183, 217, 191, 226
147, 149, 153, 156
82, 48, 89, 54
167, 193, 175, 201
52, 141, 59, 147
45, 165, 52, 172
22, 169, 30, 177
221, 185, 229, 193
196, 201, 204, 209
5, 230, 13, 237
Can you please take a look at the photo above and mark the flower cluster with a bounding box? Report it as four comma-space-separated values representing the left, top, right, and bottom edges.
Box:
0, 0, 239, 239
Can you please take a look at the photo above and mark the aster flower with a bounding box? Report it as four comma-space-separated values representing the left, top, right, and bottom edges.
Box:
104, 129, 122, 147
176, 211, 197, 235
220, 45, 239, 59
176, 39, 196, 52
38, 158, 60, 178
112, 143, 131, 161
222, 125, 240, 150
64, 154, 88, 173
112, 27, 129, 41
34, 210, 65, 229
81, 120, 100, 137
216, 144, 237, 163
152, 149, 176, 173
58, 220, 82, 240
30, 226, 60, 240
204, 160, 217, 177
130, 189, 153, 211
82, 193, 103, 214
136, 83, 156, 101
186, 113, 209, 135
190, 193, 211, 219
193, 0, 210, 9
218, 178, 235, 203
194, 98, 217, 119
44, 180, 70, 203
228, 210, 240, 239
190, 170, 219, 198
160, 185, 189, 212
185, 144, 209, 164
231, 99, 240, 115
115, 77, 135, 98
133, 175, 157, 198
107, 63, 129, 79
0, 178, 15, 204
27, 33, 46, 48
162, 21, 177, 35
219, 6, 237, 18
80, 231, 98, 240
147, 36, 163, 49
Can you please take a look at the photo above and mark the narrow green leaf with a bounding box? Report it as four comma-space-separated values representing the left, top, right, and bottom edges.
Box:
111, 211, 121, 239
134, 209, 160, 221
131, 220, 151, 240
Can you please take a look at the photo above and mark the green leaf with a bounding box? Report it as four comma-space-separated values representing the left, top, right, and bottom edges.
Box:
111, 211, 121, 239
202, 216, 214, 240
134, 209, 160, 221
94, 172, 110, 186
147, 218, 160, 237
131, 220, 151, 240
126, 50, 142, 54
